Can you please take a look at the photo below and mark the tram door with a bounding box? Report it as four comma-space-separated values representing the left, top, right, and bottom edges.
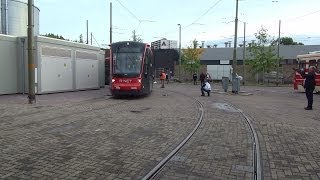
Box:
143, 49, 152, 94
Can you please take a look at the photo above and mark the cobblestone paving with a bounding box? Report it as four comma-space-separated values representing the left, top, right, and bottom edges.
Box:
2, 83, 319, 179
217, 85, 320, 180
0, 88, 199, 179
156, 100, 253, 180
155, 85, 254, 180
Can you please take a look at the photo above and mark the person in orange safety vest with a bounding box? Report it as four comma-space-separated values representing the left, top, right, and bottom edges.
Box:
160, 70, 166, 88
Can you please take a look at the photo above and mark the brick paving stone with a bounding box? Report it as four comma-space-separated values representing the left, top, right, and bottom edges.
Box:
0, 88, 199, 179
214, 85, 320, 179
155, 85, 254, 180
2, 84, 320, 179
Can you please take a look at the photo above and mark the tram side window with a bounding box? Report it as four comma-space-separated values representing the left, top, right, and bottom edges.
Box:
299, 60, 306, 69
144, 50, 151, 75
309, 60, 316, 67
144, 50, 150, 65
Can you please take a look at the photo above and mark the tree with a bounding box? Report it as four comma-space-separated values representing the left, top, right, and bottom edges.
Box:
247, 27, 278, 83
132, 30, 143, 42
43, 33, 65, 40
182, 39, 204, 76
79, 34, 84, 43
280, 37, 304, 45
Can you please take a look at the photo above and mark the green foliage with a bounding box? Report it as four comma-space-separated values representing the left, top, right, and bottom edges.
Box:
132, 30, 143, 42
247, 27, 278, 74
42, 33, 86, 44
182, 39, 204, 75
280, 37, 304, 45
43, 33, 65, 40
79, 34, 84, 43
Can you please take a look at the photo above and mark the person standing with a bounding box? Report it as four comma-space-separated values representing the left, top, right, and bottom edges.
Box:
201, 80, 212, 96
200, 72, 205, 86
160, 70, 166, 88
193, 72, 198, 85
300, 66, 316, 110
166, 72, 169, 84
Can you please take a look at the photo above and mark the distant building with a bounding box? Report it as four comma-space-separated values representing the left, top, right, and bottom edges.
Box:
153, 49, 179, 77
151, 39, 177, 49
201, 45, 320, 66
200, 45, 320, 82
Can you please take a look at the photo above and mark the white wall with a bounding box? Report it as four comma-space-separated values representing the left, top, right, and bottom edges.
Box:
35, 36, 104, 94
207, 65, 232, 80
0, 35, 18, 94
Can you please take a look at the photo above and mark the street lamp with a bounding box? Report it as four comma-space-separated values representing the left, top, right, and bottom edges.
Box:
243, 22, 246, 85
178, 24, 182, 81
272, 0, 281, 85
232, 0, 239, 93
277, 20, 281, 86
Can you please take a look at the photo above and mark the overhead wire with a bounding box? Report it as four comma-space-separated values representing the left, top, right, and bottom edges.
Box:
183, 0, 224, 29
284, 9, 320, 22
159, 0, 224, 38
114, 0, 140, 22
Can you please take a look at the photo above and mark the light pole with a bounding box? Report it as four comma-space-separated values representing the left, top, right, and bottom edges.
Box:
277, 20, 281, 85
178, 24, 181, 81
109, 2, 112, 44
243, 22, 246, 85
27, 0, 35, 104
232, 0, 239, 93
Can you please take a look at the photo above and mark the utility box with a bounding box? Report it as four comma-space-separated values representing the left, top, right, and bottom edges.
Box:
222, 77, 229, 92
232, 76, 240, 93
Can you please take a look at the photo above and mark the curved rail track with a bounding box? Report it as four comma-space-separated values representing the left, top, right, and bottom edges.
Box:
229, 103, 262, 180
142, 90, 262, 180
142, 91, 205, 180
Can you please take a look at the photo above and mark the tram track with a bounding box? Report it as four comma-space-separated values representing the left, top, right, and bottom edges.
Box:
142, 89, 262, 180
228, 103, 262, 180
142, 90, 205, 180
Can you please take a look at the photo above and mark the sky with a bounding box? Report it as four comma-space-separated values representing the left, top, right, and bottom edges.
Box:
36, 0, 320, 48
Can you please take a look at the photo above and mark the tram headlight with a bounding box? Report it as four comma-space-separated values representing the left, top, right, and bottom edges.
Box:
112, 79, 115, 83
138, 79, 141, 83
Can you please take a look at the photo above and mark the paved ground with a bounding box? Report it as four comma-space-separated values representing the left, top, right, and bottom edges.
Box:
218, 85, 320, 180
0, 87, 200, 179
0, 83, 320, 179
156, 87, 253, 180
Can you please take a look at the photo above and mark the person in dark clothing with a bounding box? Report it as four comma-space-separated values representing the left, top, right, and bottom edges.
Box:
166, 73, 169, 84
200, 73, 206, 86
193, 73, 198, 85
299, 66, 316, 110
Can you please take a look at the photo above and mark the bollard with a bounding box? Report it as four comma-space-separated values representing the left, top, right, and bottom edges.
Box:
232, 76, 240, 94
222, 77, 229, 92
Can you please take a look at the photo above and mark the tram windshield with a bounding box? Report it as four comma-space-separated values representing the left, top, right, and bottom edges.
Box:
112, 44, 144, 77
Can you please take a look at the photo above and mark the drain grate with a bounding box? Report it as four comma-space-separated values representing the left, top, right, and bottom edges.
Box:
170, 155, 186, 162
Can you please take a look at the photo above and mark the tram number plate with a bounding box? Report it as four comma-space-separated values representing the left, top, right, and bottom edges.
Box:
131, 87, 137, 90
115, 86, 120, 89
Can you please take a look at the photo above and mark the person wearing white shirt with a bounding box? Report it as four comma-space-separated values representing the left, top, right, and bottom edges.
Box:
201, 81, 212, 96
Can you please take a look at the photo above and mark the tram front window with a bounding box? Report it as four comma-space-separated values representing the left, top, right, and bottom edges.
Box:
114, 52, 142, 74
